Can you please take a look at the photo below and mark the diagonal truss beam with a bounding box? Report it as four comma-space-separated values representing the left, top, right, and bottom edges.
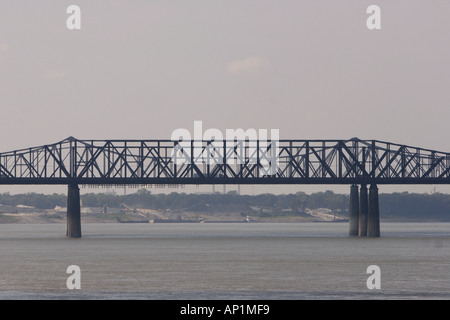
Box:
0, 138, 449, 185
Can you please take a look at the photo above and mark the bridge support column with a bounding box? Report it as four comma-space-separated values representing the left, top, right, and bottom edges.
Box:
349, 184, 359, 236
66, 183, 81, 238
359, 184, 368, 237
368, 184, 380, 237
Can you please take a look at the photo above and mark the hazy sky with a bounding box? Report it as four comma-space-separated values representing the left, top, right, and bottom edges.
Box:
1, 1, 449, 195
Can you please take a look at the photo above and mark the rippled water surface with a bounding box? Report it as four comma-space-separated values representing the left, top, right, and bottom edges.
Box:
0, 222, 449, 299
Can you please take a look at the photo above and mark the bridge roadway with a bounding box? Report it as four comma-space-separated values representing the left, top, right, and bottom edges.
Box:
1, 137, 449, 237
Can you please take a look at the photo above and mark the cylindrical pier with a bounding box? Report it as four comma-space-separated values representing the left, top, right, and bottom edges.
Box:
349, 184, 359, 236
359, 184, 368, 237
67, 183, 81, 238
368, 184, 380, 237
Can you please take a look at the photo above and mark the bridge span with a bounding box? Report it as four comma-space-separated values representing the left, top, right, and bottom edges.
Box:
1, 137, 449, 237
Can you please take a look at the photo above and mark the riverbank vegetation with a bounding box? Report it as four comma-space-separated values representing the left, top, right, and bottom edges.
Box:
0, 189, 449, 221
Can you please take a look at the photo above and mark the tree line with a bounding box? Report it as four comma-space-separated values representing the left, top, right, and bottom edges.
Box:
0, 189, 449, 219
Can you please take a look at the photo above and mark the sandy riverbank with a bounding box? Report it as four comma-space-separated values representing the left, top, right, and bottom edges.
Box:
0, 207, 347, 224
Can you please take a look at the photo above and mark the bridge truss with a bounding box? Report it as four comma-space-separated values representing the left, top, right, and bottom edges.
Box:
1, 137, 449, 185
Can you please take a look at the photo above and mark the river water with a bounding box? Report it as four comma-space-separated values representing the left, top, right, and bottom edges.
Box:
0, 222, 449, 300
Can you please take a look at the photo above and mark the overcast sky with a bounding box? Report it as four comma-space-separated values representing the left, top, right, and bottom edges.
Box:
0, 1, 449, 195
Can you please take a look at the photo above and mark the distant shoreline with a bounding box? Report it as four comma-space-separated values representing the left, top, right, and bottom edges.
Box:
1, 190, 450, 223
1, 209, 449, 224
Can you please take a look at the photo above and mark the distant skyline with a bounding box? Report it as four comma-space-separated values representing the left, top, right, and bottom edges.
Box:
1, 1, 450, 195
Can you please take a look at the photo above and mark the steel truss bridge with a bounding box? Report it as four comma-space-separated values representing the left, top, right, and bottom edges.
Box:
1, 137, 449, 238
0, 137, 449, 185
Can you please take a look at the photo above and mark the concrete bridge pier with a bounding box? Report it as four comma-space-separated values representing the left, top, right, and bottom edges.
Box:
348, 184, 359, 236
349, 184, 380, 237
367, 184, 380, 237
66, 183, 81, 238
358, 184, 368, 237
